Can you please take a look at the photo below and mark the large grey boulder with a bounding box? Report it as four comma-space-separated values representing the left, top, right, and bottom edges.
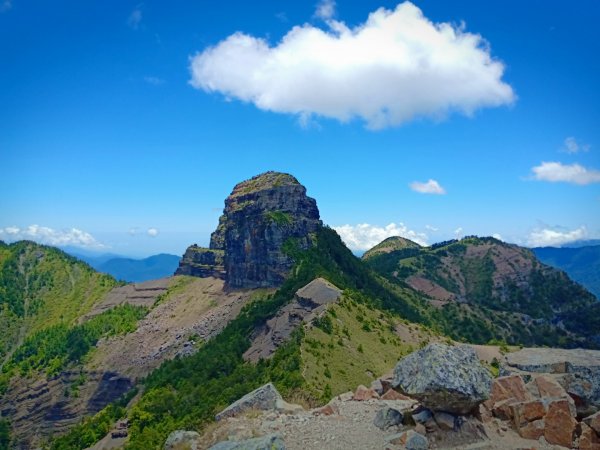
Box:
164, 430, 200, 450
215, 383, 301, 421
208, 434, 285, 450
392, 343, 492, 414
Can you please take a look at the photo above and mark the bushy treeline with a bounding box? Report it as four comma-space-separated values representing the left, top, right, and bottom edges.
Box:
0, 304, 147, 396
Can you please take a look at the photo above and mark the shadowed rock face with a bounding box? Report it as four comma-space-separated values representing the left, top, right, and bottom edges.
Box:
177, 172, 321, 289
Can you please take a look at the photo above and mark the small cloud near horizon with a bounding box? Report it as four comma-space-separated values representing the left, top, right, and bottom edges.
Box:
410, 179, 446, 195
527, 225, 587, 247
333, 222, 428, 251
147, 228, 159, 237
0, 225, 105, 249
529, 161, 600, 185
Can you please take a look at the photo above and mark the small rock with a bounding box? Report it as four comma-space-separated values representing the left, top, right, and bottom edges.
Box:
434, 411, 456, 431
208, 434, 286, 450
354, 384, 379, 401
337, 391, 354, 402
215, 383, 302, 421
412, 408, 433, 424
488, 375, 531, 406
583, 411, 600, 434
371, 379, 384, 395
381, 389, 413, 401
517, 418, 545, 440
415, 423, 427, 435
544, 398, 577, 448
510, 399, 546, 427
579, 422, 600, 450
390, 430, 429, 450
313, 404, 337, 416
374, 407, 403, 430
164, 430, 200, 450
534, 375, 567, 398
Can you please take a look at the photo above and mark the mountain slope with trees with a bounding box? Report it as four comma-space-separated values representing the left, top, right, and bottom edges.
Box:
533, 244, 600, 299
363, 236, 600, 347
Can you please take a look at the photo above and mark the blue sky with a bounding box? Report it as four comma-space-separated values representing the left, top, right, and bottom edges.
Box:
1, 0, 599, 257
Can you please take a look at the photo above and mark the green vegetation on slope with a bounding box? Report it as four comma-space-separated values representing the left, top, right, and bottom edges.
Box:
365, 236, 600, 348
57, 226, 431, 449
7, 304, 147, 378
0, 304, 147, 395
302, 291, 428, 398
362, 236, 421, 261
0, 241, 118, 366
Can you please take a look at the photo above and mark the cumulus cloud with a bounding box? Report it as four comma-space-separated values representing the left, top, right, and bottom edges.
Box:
425, 224, 439, 232
562, 137, 590, 154
189, 1, 514, 129
454, 227, 463, 238
333, 222, 428, 251
0, 225, 105, 249
147, 228, 159, 237
492, 233, 503, 241
527, 226, 587, 247
530, 161, 600, 185
128, 6, 142, 30
315, 0, 336, 20
409, 179, 446, 194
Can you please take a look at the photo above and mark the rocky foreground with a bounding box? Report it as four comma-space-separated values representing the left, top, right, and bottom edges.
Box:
163, 344, 600, 450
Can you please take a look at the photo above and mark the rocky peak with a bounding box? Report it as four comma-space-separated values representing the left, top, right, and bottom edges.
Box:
177, 171, 321, 289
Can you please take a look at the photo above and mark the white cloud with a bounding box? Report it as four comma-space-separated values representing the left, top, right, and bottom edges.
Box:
189, 1, 514, 129
492, 233, 503, 241
530, 161, 600, 185
425, 224, 438, 232
409, 179, 446, 194
128, 7, 142, 30
454, 227, 463, 238
144, 76, 165, 86
562, 137, 590, 154
0, 225, 105, 249
315, 0, 336, 20
333, 222, 428, 251
527, 226, 587, 247
147, 228, 159, 237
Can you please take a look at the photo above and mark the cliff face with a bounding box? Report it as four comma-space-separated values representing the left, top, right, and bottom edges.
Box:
176, 172, 321, 289
175, 245, 225, 279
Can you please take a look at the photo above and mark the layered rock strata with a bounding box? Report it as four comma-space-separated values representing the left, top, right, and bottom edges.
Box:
176, 172, 321, 289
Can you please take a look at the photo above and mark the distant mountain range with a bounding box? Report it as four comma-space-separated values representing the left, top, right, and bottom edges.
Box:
532, 244, 600, 299
63, 248, 180, 282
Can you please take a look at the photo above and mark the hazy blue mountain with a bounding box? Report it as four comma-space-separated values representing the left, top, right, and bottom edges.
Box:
532, 245, 600, 299
96, 254, 181, 282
